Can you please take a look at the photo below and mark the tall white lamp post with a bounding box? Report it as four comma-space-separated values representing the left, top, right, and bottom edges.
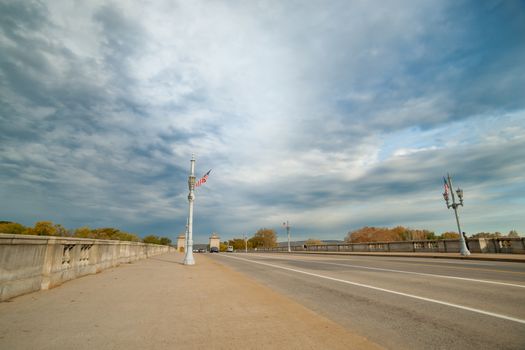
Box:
443, 173, 470, 256
184, 217, 190, 256
283, 221, 291, 252
183, 155, 196, 265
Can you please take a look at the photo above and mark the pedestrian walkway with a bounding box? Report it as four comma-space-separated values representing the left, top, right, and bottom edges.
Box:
0, 253, 381, 350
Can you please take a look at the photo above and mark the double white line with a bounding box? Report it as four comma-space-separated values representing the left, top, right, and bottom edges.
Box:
219, 254, 525, 325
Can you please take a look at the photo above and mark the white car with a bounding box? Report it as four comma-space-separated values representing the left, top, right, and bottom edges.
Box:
226, 246, 234, 252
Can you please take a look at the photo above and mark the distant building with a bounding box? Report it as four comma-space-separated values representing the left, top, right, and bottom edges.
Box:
176, 233, 186, 252
209, 232, 220, 250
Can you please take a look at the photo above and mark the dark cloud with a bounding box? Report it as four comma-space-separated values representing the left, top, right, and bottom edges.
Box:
0, 1, 49, 41
1, 0, 524, 241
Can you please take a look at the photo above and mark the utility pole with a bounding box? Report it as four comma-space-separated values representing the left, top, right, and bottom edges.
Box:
442, 173, 470, 256
244, 233, 248, 253
183, 155, 196, 265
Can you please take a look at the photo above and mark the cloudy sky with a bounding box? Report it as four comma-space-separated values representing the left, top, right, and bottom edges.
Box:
1, 0, 524, 242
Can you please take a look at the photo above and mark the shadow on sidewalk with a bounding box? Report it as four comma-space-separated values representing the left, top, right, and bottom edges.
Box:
149, 256, 185, 265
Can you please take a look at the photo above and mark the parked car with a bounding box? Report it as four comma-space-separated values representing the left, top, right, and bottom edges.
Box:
210, 246, 219, 253
198, 248, 206, 253
226, 246, 234, 252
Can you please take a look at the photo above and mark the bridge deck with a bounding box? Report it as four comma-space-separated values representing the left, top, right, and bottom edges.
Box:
0, 252, 379, 350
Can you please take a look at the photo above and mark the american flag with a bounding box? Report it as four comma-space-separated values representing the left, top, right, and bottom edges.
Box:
195, 169, 211, 188
443, 177, 449, 196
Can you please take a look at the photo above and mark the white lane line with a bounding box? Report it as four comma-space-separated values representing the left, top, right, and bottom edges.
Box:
219, 254, 525, 325
421, 260, 497, 266
246, 254, 525, 289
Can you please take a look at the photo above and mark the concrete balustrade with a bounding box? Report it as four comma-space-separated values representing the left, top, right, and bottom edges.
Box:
260, 237, 525, 254
0, 233, 173, 301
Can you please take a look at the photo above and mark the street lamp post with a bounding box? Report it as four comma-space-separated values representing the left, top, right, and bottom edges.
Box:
183, 155, 196, 265
244, 233, 248, 253
442, 173, 470, 256
184, 217, 189, 253
283, 221, 291, 253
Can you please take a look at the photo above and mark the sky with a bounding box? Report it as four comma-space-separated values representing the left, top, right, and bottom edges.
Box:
1, 0, 524, 243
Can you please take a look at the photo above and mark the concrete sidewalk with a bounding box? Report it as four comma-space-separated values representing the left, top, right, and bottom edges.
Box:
277, 251, 525, 263
0, 252, 381, 350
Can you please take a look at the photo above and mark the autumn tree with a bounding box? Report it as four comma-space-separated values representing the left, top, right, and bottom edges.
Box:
439, 232, 460, 239
345, 226, 399, 243
250, 228, 277, 248
346, 226, 437, 243
27, 221, 58, 236
74, 226, 93, 238
248, 236, 263, 248
1, 220, 167, 243
422, 231, 437, 240
0, 221, 27, 235
305, 238, 324, 246
54, 224, 70, 237
86, 227, 140, 241
229, 238, 249, 250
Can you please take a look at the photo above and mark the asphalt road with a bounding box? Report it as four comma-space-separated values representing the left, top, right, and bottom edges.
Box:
210, 253, 525, 350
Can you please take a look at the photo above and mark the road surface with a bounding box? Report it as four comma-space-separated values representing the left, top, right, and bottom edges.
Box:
210, 252, 525, 350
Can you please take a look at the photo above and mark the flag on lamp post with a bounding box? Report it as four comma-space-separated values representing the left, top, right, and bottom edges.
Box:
195, 169, 211, 187
443, 177, 449, 196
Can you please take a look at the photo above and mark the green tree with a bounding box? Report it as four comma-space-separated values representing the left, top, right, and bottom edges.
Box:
143, 235, 161, 244
424, 231, 437, 240
159, 237, 172, 245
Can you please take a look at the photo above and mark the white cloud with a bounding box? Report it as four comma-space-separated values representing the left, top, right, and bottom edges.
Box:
1, 0, 524, 240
